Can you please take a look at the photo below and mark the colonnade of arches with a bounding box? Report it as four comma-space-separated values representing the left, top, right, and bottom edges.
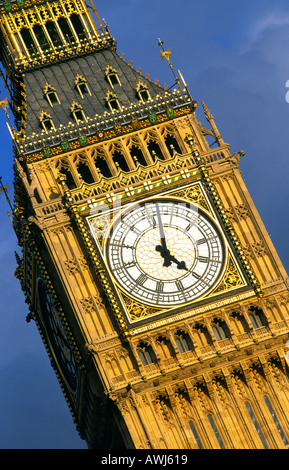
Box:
56, 128, 184, 190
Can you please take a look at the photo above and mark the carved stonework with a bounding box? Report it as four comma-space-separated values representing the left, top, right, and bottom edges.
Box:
235, 203, 251, 220
64, 257, 80, 275
7, 0, 289, 449
80, 295, 104, 314
172, 185, 210, 212
210, 253, 246, 295
252, 240, 268, 258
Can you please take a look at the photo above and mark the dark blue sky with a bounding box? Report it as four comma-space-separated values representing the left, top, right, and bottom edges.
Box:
1, 0, 289, 449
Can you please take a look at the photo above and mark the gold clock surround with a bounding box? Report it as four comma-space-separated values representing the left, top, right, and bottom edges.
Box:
85, 180, 250, 332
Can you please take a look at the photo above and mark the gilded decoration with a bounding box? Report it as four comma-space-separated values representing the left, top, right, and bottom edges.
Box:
112, 248, 247, 325
85, 180, 249, 328
2, 0, 87, 34
3, 0, 289, 451
23, 105, 193, 163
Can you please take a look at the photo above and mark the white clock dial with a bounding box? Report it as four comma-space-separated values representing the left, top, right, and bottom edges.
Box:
38, 278, 77, 389
105, 198, 225, 307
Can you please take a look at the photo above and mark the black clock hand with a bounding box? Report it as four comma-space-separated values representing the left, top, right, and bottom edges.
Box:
155, 244, 172, 267
169, 255, 188, 271
155, 203, 188, 270
155, 203, 172, 266
155, 203, 168, 252
156, 245, 188, 269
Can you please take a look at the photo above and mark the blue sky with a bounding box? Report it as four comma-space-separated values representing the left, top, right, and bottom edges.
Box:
0, 0, 289, 449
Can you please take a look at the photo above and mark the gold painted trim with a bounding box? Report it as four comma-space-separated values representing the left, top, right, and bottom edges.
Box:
129, 289, 257, 336
85, 182, 249, 327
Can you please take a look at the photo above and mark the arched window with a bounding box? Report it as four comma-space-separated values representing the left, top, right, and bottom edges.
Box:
113, 150, 129, 172
58, 17, 74, 44
165, 134, 182, 156
20, 28, 36, 54
58, 166, 76, 190
147, 140, 165, 161
249, 306, 266, 329
189, 421, 203, 449
208, 414, 225, 449
264, 396, 288, 446
45, 21, 62, 47
231, 311, 248, 335
75, 73, 91, 98
44, 82, 60, 107
175, 330, 191, 353
136, 82, 151, 103
194, 324, 212, 347
94, 155, 112, 179
40, 110, 55, 133
71, 100, 86, 123
212, 319, 228, 341
33, 24, 50, 51
131, 145, 147, 166
77, 161, 94, 184
137, 342, 154, 366
245, 402, 268, 449
105, 65, 121, 88
106, 90, 121, 111
70, 13, 87, 41
156, 336, 174, 359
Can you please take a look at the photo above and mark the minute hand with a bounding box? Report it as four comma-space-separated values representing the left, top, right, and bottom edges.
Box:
155, 204, 173, 267
155, 203, 168, 251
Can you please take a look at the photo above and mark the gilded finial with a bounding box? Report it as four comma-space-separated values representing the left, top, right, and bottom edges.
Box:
0, 97, 9, 119
158, 38, 193, 101
201, 101, 225, 147
202, 101, 214, 121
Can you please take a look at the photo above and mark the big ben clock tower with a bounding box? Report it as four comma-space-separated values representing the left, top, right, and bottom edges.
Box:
1, 0, 289, 449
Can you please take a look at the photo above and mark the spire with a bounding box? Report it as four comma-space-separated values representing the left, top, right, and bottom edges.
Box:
87, 0, 108, 37
158, 38, 192, 101
202, 101, 224, 146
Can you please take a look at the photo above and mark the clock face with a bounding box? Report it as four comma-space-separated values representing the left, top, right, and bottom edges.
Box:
105, 198, 225, 307
37, 278, 77, 390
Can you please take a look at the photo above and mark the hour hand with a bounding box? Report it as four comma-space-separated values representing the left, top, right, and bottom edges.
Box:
168, 253, 188, 270
155, 203, 187, 270
155, 244, 171, 266
155, 245, 188, 270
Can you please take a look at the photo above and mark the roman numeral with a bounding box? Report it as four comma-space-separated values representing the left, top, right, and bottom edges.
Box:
130, 225, 142, 235
175, 280, 184, 291
191, 271, 201, 280
111, 242, 133, 249
156, 281, 164, 293
124, 261, 135, 269
197, 256, 209, 263
196, 238, 206, 245
148, 216, 156, 227
136, 273, 148, 285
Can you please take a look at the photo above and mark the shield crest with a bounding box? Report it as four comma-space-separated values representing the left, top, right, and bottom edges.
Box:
61, 141, 70, 151
78, 135, 88, 146
97, 131, 105, 140
149, 113, 157, 124
166, 107, 174, 119
131, 118, 140, 130
43, 146, 51, 157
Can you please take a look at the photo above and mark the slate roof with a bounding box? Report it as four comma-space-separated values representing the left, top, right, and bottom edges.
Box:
18, 46, 192, 156
24, 49, 173, 135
